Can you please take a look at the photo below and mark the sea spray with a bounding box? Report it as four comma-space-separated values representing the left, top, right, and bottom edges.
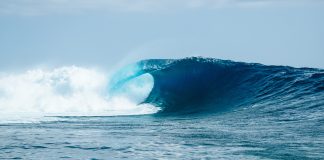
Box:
0, 66, 158, 123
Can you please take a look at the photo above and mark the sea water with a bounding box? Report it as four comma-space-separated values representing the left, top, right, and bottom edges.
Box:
0, 57, 323, 159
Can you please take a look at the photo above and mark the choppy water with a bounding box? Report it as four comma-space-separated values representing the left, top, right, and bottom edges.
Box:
0, 57, 323, 159
1, 113, 323, 160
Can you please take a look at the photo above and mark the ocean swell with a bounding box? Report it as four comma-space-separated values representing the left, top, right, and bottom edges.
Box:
134, 57, 324, 115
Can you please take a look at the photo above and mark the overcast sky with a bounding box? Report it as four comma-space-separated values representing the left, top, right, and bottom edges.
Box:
0, 0, 323, 70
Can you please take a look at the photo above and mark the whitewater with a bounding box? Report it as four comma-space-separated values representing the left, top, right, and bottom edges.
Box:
0, 57, 323, 159
0, 66, 159, 123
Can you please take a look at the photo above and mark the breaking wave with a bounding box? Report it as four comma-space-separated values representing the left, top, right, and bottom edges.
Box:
0, 57, 323, 122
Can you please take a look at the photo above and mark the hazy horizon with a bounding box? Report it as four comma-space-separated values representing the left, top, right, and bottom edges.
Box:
1, 0, 323, 70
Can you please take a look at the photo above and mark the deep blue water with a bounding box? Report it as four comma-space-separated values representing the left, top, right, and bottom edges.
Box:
1, 57, 323, 159
1, 113, 323, 159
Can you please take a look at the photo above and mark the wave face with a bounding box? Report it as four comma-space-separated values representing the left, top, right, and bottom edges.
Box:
123, 57, 324, 115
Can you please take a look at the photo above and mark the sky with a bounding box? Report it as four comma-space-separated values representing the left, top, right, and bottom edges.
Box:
0, 0, 324, 70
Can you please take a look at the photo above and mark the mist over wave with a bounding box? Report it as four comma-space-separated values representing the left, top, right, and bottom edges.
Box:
0, 66, 158, 123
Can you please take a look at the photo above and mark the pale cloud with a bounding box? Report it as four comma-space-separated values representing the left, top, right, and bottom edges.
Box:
0, 0, 322, 16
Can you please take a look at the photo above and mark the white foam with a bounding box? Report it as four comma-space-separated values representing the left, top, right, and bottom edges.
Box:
0, 66, 159, 123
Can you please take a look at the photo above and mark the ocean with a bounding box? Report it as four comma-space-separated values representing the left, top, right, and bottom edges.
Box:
0, 57, 323, 159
